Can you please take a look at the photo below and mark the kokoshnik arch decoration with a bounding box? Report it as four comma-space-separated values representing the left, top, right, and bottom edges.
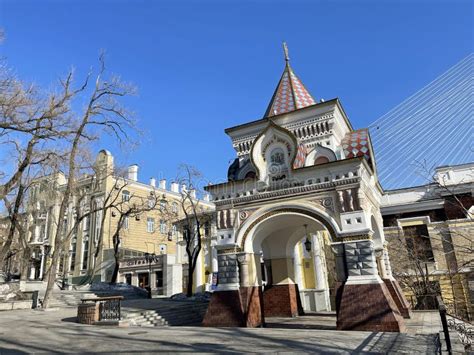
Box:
202, 43, 412, 332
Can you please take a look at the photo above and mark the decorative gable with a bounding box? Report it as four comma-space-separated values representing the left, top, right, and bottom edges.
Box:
250, 122, 298, 184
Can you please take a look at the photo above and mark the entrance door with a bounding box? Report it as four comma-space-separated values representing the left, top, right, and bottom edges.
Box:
138, 273, 149, 289
155, 270, 164, 295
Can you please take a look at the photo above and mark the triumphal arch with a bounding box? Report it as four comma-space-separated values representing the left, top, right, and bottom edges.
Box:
203, 45, 411, 332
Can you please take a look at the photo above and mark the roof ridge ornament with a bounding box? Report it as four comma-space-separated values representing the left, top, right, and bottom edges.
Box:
283, 41, 290, 63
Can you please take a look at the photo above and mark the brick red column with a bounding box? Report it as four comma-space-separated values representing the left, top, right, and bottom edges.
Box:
334, 240, 406, 332
263, 284, 298, 317
240, 286, 265, 327
202, 290, 245, 327
381, 245, 412, 319
383, 278, 412, 318
337, 281, 405, 332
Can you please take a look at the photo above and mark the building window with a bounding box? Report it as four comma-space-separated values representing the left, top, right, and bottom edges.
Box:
315, 156, 330, 165
70, 242, 76, 272
403, 225, 434, 262
123, 216, 129, 230
81, 240, 89, 270
160, 219, 167, 234
172, 224, 177, 236
147, 198, 153, 209
156, 199, 163, 211
94, 210, 102, 242
147, 217, 155, 233
122, 190, 130, 202
83, 215, 90, 231
155, 270, 163, 288
63, 217, 68, 235
171, 202, 178, 214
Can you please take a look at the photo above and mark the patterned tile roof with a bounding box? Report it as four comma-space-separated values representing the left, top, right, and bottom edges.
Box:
264, 44, 316, 117
293, 143, 307, 169
342, 128, 372, 161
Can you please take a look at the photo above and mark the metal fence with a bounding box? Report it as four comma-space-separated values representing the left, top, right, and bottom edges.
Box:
437, 295, 473, 353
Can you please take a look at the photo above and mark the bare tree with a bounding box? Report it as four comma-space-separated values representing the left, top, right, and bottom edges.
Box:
41, 55, 136, 308
161, 165, 212, 297
0, 57, 71, 202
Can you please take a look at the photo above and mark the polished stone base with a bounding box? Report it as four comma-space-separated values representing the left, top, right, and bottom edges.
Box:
263, 284, 298, 318
384, 278, 412, 319
202, 290, 245, 327
336, 281, 406, 332
202, 286, 265, 327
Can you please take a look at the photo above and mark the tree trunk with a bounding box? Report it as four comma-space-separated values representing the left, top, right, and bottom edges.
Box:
0, 185, 25, 270
42, 257, 57, 308
110, 234, 120, 284
19, 246, 31, 281
110, 257, 119, 284
186, 265, 194, 297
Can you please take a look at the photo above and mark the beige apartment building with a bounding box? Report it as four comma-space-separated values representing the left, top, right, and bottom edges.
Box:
381, 163, 473, 320
24, 150, 214, 296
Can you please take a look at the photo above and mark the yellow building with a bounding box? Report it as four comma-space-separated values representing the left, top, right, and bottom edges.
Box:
24, 150, 214, 296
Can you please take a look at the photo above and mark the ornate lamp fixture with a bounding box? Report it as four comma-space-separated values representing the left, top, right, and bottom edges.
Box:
303, 224, 312, 252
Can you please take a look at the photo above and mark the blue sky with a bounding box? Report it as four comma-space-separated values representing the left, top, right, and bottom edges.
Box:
1, 0, 472, 186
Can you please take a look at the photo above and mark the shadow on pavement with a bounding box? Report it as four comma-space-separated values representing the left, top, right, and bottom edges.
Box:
61, 317, 78, 323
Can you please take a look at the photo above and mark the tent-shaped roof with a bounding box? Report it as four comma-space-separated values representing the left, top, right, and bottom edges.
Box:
264, 43, 316, 117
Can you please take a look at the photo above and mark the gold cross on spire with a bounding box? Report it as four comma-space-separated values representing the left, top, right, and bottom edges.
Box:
283, 41, 290, 63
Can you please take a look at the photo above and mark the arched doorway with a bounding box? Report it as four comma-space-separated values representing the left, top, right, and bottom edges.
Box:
203, 205, 407, 332
242, 211, 336, 318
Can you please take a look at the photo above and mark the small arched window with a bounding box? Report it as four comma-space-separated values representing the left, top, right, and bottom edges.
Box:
122, 190, 130, 202
314, 156, 330, 165
244, 171, 256, 179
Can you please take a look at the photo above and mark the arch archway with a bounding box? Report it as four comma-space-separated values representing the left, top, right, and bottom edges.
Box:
204, 205, 406, 332
235, 203, 342, 250
234, 206, 340, 320
305, 145, 337, 167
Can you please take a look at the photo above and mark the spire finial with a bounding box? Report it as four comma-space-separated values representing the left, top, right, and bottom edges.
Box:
283, 41, 290, 63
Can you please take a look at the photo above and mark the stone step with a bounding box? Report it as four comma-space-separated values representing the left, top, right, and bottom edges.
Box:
127, 311, 168, 327
123, 301, 209, 327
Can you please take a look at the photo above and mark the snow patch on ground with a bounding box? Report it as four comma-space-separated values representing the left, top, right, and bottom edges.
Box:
171, 292, 211, 302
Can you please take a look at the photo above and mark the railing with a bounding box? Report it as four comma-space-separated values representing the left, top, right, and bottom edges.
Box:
81, 296, 124, 321
447, 317, 473, 350
437, 296, 474, 353
437, 296, 452, 355
443, 300, 471, 323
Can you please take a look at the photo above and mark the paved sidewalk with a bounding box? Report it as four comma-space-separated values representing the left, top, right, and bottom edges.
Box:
0, 308, 439, 354
405, 311, 442, 335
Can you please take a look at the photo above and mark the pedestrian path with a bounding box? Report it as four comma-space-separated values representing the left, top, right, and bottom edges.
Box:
0, 308, 443, 354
